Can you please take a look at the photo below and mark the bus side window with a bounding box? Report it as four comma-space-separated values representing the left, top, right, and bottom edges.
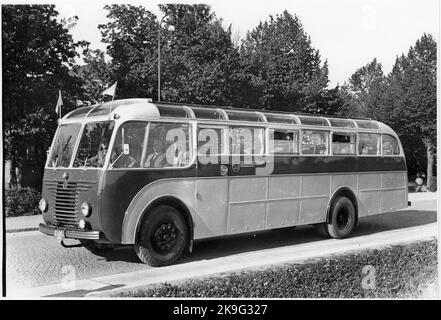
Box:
382, 134, 400, 155
269, 129, 299, 154
358, 133, 380, 155
111, 122, 147, 168
229, 127, 264, 155
197, 127, 224, 157
332, 133, 356, 155
144, 122, 190, 168
301, 130, 329, 155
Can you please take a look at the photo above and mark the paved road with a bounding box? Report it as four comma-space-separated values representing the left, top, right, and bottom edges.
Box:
6, 196, 437, 295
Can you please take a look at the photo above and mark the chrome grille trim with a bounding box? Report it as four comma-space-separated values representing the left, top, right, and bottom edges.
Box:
45, 179, 95, 228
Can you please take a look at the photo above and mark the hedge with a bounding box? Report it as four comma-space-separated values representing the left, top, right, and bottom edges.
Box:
4, 187, 41, 217
117, 240, 437, 298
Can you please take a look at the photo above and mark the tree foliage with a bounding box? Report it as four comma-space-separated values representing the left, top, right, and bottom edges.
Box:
386, 34, 437, 179
339, 58, 388, 119
98, 4, 159, 99
74, 48, 112, 104
238, 11, 329, 112
97, 4, 240, 105
339, 34, 436, 177
3, 4, 436, 185
2, 5, 85, 165
159, 4, 241, 105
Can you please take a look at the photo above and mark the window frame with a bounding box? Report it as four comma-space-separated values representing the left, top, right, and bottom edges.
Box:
107, 119, 195, 170
196, 124, 228, 157
45, 122, 83, 169
331, 131, 357, 156
71, 119, 115, 169
300, 128, 331, 156
228, 125, 266, 156
108, 120, 150, 170
357, 132, 381, 157
381, 134, 401, 156
268, 128, 300, 155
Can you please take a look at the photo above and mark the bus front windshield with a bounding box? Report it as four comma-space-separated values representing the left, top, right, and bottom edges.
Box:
73, 121, 114, 168
47, 124, 82, 168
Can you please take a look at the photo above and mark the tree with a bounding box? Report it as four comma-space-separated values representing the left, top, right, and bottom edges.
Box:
387, 34, 437, 186
340, 34, 436, 183
74, 48, 112, 105
338, 58, 388, 119
159, 4, 241, 105
306, 85, 345, 116
98, 4, 159, 99
97, 4, 241, 105
2, 5, 85, 187
238, 11, 329, 112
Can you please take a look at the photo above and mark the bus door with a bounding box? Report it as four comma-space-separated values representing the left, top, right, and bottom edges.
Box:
224, 126, 268, 234
195, 125, 229, 238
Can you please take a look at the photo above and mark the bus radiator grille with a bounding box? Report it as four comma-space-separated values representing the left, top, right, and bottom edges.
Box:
52, 181, 79, 228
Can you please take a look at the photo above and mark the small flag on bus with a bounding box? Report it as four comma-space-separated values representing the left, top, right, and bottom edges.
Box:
101, 82, 117, 97
55, 90, 63, 118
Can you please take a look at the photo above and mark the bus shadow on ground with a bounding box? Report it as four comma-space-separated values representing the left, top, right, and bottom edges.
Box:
98, 208, 436, 264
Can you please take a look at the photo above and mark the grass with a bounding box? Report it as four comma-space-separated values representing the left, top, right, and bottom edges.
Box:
116, 239, 438, 298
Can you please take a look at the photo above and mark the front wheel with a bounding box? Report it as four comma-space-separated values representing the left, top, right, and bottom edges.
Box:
317, 196, 357, 239
134, 205, 187, 267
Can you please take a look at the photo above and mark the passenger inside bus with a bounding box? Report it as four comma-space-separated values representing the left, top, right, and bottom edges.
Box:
144, 139, 167, 168
87, 136, 110, 167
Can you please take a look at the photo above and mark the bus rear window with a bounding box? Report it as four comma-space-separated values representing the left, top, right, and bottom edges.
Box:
47, 124, 81, 168
73, 121, 114, 167
382, 134, 400, 155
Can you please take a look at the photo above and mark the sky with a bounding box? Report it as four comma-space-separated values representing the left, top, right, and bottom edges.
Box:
48, 0, 439, 87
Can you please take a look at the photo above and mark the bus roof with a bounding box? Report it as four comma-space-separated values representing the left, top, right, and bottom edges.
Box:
62, 98, 391, 132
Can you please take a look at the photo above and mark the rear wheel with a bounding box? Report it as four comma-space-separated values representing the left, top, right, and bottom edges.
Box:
134, 205, 187, 267
316, 196, 356, 239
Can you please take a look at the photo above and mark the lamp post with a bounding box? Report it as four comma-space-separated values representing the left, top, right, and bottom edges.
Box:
157, 15, 175, 102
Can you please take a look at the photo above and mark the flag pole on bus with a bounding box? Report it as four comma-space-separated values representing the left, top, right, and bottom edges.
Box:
101, 81, 117, 114
55, 90, 63, 120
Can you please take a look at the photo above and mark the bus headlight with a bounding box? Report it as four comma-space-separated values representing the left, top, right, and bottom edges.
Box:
39, 198, 48, 212
81, 202, 92, 217
78, 219, 86, 229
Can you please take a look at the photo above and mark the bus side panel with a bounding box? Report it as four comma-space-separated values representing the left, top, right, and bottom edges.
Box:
358, 173, 382, 217
380, 172, 408, 212
299, 175, 330, 224
120, 178, 196, 244
226, 177, 267, 234
266, 176, 301, 228
102, 168, 196, 244
194, 178, 229, 238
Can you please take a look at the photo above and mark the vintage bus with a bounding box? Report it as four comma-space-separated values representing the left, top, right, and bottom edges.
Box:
38, 98, 408, 266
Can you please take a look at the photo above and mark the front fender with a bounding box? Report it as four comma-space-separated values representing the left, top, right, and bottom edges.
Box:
121, 178, 196, 244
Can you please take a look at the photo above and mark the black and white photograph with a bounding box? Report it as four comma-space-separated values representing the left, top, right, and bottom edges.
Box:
1, 0, 439, 304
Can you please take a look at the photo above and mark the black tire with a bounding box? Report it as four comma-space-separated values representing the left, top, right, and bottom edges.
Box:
326, 196, 357, 239
134, 205, 187, 267
80, 240, 115, 255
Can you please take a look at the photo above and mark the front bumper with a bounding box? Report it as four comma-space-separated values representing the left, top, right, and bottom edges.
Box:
39, 223, 100, 240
